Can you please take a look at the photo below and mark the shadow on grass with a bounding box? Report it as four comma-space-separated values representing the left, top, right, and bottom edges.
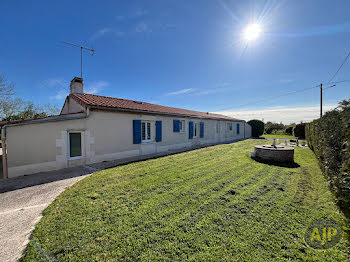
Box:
252, 157, 301, 168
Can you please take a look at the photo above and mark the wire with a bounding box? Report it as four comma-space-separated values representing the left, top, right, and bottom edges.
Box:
328, 79, 350, 85
217, 84, 321, 111
216, 79, 347, 112
326, 51, 350, 84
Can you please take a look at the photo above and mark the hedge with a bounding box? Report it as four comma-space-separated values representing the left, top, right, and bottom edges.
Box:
293, 123, 306, 139
306, 99, 350, 215
285, 126, 293, 135
247, 119, 264, 137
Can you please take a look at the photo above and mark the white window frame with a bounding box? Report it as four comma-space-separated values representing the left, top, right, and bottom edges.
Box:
67, 131, 84, 160
193, 122, 199, 138
141, 120, 154, 143
179, 120, 185, 133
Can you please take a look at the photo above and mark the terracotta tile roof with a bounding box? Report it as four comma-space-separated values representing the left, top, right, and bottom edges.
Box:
70, 93, 242, 121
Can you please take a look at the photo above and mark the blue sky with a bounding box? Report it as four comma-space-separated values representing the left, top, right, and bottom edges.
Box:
0, 0, 349, 123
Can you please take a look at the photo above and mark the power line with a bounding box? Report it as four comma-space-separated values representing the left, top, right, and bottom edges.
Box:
326, 51, 350, 84
218, 83, 331, 111
324, 84, 339, 91
327, 79, 350, 85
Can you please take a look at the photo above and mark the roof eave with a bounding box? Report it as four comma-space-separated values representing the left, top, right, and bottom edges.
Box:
88, 105, 244, 121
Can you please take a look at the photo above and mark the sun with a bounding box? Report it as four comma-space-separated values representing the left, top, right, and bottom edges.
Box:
243, 23, 262, 42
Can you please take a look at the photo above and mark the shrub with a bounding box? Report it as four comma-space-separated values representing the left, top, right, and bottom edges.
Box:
306, 99, 350, 217
285, 126, 294, 135
264, 122, 284, 134
248, 119, 264, 137
293, 123, 306, 139
265, 127, 273, 134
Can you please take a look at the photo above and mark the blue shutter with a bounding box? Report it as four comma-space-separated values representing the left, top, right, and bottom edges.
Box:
156, 121, 162, 142
189, 121, 194, 139
229, 123, 232, 130
200, 122, 204, 138
173, 119, 180, 132
236, 123, 240, 134
133, 120, 141, 144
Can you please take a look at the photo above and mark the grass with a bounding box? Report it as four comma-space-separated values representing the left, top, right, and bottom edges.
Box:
21, 139, 349, 261
262, 134, 296, 139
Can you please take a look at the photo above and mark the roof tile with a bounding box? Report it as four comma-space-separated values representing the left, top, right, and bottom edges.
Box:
71, 93, 241, 121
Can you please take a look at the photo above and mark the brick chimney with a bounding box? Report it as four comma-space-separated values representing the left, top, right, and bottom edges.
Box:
70, 77, 84, 94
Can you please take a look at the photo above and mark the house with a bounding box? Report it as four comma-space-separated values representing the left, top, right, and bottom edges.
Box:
1, 77, 251, 178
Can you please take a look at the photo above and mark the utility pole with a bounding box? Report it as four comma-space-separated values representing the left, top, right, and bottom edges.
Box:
62, 41, 95, 78
320, 83, 323, 118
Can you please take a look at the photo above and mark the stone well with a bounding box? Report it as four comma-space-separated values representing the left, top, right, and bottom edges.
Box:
252, 145, 294, 163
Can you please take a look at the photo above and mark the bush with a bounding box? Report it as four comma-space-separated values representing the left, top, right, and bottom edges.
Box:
248, 119, 264, 137
285, 126, 294, 135
265, 127, 273, 134
293, 123, 306, 139
306, 99, 350, 217
264, 122, 284, 134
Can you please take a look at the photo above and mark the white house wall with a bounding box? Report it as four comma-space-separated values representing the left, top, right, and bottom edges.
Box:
6, 117, 88, 178
5, 110, 251, 178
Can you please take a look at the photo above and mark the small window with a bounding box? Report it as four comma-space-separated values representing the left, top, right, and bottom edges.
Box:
194, 123, 199, 138
179, 120, 185, 132
227, 122, 232, 131
69, 132, 82, 158
141, 121, 153, 142
216, 122, 220, 133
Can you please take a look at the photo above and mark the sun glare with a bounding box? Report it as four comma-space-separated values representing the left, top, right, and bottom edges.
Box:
243, 23, 262, 42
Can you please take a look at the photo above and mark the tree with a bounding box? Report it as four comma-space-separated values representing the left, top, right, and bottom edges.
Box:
285, 125, 294, 135
0, 74, 15, 114
0, 74, 14, 98
0, 74, 59, 121
1, 99, 59, 121
337, 99, 350, 111
265, 122, 285, 134
248, 119, 264, 137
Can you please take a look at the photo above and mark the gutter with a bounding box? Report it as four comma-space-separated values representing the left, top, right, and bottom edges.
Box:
1, 107, 91, 179
88, 105, 247, 122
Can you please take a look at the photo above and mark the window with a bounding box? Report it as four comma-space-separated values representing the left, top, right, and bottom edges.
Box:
68, 132, 82, 158
216, 122, 220, 133
227, 122, 232, 131
236, 123, 240, 134
141, 121, 153, 142
179, 120, 185, 132
194, 123, 199, 138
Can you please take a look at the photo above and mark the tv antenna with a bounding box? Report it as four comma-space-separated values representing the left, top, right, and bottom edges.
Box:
62, 41, 95, 78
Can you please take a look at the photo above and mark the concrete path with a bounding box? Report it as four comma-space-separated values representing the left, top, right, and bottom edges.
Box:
0, 166, 95, 262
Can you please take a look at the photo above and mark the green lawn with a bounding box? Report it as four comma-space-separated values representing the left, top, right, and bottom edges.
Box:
21, 139, 349, 261
262, 134, 295, 139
